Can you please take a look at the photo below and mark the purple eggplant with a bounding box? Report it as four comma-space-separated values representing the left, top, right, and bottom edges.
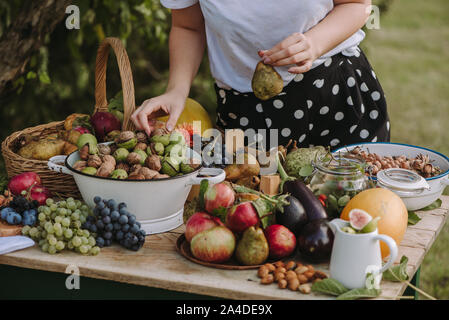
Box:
276, 195, 308, 237
277, 154, 328, 221
297, 219, 334, 262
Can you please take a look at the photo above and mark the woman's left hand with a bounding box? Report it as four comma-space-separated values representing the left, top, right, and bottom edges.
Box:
259, 32, 318, 74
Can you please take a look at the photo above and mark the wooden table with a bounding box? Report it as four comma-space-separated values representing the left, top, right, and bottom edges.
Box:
1, 196, 448, 300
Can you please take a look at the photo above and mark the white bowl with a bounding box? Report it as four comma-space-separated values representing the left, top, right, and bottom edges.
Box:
333, 142, 449, 211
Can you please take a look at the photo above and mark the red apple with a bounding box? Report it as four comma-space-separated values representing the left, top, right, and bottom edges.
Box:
264, 224, 297, 259
8, 172, 41, 195
190, 226, 236, 263
225, 202, 259, 233
204, 183, 235, 214
185, 212, 224, 242
28, 185, 52, 206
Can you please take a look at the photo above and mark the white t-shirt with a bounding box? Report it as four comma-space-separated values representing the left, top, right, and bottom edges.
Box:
161, 0, 365, 93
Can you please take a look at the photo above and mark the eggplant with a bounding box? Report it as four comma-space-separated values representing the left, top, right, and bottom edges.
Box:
297, 219, 334, 262
276, 195, 308, 237
277, 154, 328, 221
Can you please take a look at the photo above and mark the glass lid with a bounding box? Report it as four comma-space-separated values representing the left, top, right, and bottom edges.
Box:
376, 168, 430, 192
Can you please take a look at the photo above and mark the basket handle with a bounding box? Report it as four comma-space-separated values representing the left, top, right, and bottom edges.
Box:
94, 37, 136, 131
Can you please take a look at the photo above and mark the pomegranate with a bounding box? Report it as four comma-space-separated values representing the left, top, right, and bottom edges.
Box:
190, 226, 236, 263
225, 202, 259, 233
185, 212, 223, 242
28, 185, 52, 206
90, 111, 121, 142
204, 183, 235, 214
8, 172, 41, 195
264, 224, 297, 259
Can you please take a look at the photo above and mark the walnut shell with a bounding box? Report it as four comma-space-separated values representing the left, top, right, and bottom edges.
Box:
98, 144, 111, 155
73, 160, 87, 171
79, 145, 89, 160
134, 142, 148, 152
136, 132, 148, 144
137, 167, 159, 179
128, 173, 145, 180
117, 131, 135, 144
87, 154, 102, 168
116, 163, 130, 173
127, 152, 142, 165
154, 173, 170, 179
145, 154, 162, 171
130, 164, 142, 174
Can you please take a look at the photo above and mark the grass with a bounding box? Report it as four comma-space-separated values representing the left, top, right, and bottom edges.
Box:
364, 0, 449, 299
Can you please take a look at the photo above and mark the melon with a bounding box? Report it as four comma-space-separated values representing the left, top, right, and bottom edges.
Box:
340, 188, 408, 258
157, 98, 213, 136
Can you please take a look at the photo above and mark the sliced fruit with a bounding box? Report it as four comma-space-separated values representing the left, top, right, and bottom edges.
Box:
348, 208, 372, 231
341, 226, 357, 234
360, 216, 381, 234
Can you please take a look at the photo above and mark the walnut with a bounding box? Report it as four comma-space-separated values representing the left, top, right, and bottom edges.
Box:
116, 131, 135, 144
153, 128, 169, 136
134, 142, 148, 151
98, 144, 111, 155
109, 144, 118, 155
138, 167, 158, 179
73, 160, 87, 171
130, 164, 142, 174
96, 155, 116, 177
145, 154, 162, 171
116, 163, 130, 173
127, 152, 142, 165
87, 154, 102, 168
128, 173, 145, 180
154, 173, 170, 179
136, 131, 148, 144
79, 145, 89, 160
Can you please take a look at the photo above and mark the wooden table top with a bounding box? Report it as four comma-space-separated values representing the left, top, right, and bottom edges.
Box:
1, 196, 448, 300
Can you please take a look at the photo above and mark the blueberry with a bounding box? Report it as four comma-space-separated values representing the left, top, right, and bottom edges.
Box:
87, 215, 95, 223
104, 239, 112, 246
118, 202, 127, 210
1, 207, 13, 220
119, 208, 129, 216
82, 222, 89, 230
93, 208, 101, 216
115, 231, 124, 240
96, 220, 105, 229
94, 196, 102, 204
130, 224, 139, 234
89, 224, 98, 233
12, 213, 22, 225
128, 215, 136, 225
101, 207, 110, 216
135, 221, 141, 228
103, 232, 112, 240
97, 201, 105, 209
110, 211, 120, 221
107, 199, 117, 209
113, 222, 121, 231
121, 224, 130, 232
131, 235, 138, 245
137, 230, 146, 237
118, 215, 128, 225
105, 223, 113, 232
102, 216, 111, 224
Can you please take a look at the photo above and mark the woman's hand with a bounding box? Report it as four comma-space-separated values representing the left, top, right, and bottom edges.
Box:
131, 90, 186, 136
259, 33, 319, 74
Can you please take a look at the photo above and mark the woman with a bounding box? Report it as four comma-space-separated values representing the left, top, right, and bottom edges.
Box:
132, 0, 389, 149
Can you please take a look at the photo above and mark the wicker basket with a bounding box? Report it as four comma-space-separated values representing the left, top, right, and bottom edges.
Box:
1, 37, 137, 199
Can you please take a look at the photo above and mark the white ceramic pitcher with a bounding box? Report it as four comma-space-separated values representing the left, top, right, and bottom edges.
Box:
328, 219, 398, 289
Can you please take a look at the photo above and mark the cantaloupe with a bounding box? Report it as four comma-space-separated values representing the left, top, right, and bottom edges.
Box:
340, 188, 408, 259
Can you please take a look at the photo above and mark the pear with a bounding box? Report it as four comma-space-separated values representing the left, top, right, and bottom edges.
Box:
235, 226, 269, 266
251, 61, 283, 100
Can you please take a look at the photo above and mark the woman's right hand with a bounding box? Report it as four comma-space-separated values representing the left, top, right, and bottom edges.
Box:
131, 90, 186, 136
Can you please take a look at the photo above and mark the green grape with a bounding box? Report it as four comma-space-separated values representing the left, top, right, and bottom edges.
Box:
66, 209, 72, 215
81, 237, 89, 245
72, 211, 80, 221
79, 215, 86, 224
88, 236, 96, 247
90, 246, 100, 256
54, 222, 62, 230
46, 225, 54, 234
29, 227, 38, 238
54, 216, 62, 223
38, 212, 46, 221
50, 212, 57, 220
35, 231, 41, 239
41, 243, 49, 252
61, 217, 70, 227
46, 233, 55, 240
59, 200, 67, 208
75, 200, 82, 208
43, 206, 51, 215
50, 203, 58, 212
38, 206, 44, 213
45, 198, 54, 206
48, 245, 57, 254
67, 241, 74, 250
55, 241, 65, 251
79, 245, 89, 254
76, 229, 84, 236
48, 236, 57, 246
72, 236, 82, 247
82, 229, 90, 238
38, 239, 46, 246
67, 202, 77, 211
64, 228, 73, 238
55, 229, 63, 237
73, 221, 81, 228
80, 205, 88, 211
41, 230, 47, 239
22, 225, 31, 235
39, 221, 46, 228
67, 197, 75, 203
58, 208, 67, 216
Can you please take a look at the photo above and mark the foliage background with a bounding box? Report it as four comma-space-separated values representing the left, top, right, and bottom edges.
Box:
0, 0, 448, 298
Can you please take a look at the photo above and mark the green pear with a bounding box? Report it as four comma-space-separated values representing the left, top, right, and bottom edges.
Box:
235, 226, 269, 266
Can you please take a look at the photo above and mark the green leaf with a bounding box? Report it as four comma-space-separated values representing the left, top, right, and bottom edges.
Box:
407, 211, 421, 225
26, 71, 37, 79
252, 198, 275, 229
198, 179, 209, 210
298, 164, 314, 177
311, 278, 349, 296
336, 288, 381, 300
383, 255, 409, 282
420, 199, 442, 211
38, 71, 51, 84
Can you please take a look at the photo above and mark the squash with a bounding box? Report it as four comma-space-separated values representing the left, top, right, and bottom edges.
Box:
340, 188, 408, 259
158, 98, 213, 136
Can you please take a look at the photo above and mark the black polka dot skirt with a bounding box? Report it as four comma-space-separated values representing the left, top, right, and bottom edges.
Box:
215, 48, 390, 149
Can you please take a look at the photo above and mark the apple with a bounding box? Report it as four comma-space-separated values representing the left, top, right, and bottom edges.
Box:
190, 226, 236, 263
204, 183, 235, 214
8, 172, 41, 195
185, 212, 223, 242
225, 202, 259, 233
264, 224, 297, 259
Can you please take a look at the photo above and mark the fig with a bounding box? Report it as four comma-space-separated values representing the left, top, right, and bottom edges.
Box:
235, 226, 269, 266
110, 169, 128, 180
264, 224, 296, 259
113, 148, 130, 163
251, 61, 283, 101
360, 216, 381, 233
297, 219, 334, 262
204, 183, 235, 214
341, 226, 357, 234
190, 226, 236, 263
226, 202, 259, 233
185, 212, 224, 242
276, 195, 308, 236
348, 208, 372, 231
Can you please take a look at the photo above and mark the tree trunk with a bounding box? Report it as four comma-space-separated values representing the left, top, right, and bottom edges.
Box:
0, 0, 72, 93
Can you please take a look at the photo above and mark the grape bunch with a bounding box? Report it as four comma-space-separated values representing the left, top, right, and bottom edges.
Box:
0, 196, 39, 226
83, 197, 146, 251
22, 197, 100, 255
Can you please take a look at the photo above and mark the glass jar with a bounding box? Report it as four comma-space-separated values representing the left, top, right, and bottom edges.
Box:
309, 154, 371, 218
